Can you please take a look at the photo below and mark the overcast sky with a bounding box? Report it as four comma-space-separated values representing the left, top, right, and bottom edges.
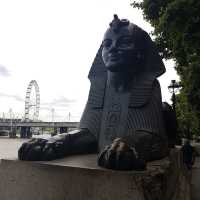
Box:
0, 0, 179, 122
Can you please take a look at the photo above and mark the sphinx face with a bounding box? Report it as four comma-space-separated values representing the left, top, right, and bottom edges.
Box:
102, 25, 140, 73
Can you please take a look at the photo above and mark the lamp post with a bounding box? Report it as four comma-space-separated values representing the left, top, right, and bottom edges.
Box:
51, 108, 55, 123
9, 108, 13, 138
168, 80, 183, 142
9, 108, 13, 132
168, 80, 182, 112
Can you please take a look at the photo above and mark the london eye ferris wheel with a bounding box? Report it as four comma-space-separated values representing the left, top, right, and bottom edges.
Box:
24, 80, 40, 121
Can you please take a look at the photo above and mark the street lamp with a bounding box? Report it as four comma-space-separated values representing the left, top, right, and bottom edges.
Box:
168, 80, 183, 143
9, 108, 13, 133
168, 80, 182, 112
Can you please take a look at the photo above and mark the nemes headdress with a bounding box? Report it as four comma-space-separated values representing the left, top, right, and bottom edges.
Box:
88, 14, 165, 79
87, 15, 165, 108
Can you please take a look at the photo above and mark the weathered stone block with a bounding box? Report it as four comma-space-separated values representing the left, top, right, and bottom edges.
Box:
0, 149, 191, 200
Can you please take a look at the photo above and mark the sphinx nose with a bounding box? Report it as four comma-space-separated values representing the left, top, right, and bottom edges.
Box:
109, 41, 118, 52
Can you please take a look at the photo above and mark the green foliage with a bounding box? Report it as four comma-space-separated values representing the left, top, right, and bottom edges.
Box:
176, 92, 199, 137
131, 0, 200, 136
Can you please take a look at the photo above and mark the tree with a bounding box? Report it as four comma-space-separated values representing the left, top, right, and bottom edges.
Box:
176, 92, 199, 138
131, 0, 200, 136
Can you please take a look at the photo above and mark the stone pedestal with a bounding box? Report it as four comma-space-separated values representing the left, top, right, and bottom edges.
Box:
0, 149, 191, 200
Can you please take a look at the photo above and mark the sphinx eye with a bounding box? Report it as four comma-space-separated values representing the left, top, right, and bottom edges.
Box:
102, 39, 112, 48
117, 37, 134, 48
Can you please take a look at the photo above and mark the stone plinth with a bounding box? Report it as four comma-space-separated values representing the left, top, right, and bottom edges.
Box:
0, 149, 191, 200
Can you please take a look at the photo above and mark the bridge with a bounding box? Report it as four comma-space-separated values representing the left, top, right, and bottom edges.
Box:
0, 121, 79, 138
0, 121, 79, 128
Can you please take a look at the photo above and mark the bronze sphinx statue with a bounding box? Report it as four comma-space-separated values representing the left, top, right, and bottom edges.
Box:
19, 15, 171, 170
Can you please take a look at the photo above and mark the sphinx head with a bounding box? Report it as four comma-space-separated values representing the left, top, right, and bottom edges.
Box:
88, 15, 165, 80
102, 15, 145, 74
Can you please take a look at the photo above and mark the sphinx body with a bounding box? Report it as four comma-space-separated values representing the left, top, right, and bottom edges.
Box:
18, 15, 169, 170
80, 77, 168, 162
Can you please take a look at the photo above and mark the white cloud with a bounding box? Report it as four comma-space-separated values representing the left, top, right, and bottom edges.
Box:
41, 96, 75, 108
0, 0, 178, 121
0, 65, 10, 77
0, 92, 23, 102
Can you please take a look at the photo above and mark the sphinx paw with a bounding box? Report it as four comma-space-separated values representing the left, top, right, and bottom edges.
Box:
98, 138, 146, 170
18, 138, 47, 161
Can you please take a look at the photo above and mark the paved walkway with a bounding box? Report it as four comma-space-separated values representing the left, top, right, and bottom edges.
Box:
0, 137, 28, 159
191, 157, 200, 200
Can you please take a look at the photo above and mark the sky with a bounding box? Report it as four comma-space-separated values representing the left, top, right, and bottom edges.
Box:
0, 0, 179, 122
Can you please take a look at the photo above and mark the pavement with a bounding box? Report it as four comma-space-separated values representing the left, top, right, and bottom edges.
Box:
0, 136, 28, 159
0, 135, 51, 160
191, 157, 200, 200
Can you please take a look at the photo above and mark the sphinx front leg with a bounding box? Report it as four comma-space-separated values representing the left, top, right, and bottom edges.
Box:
97, 131, 168, 170
18, 129, 98, 161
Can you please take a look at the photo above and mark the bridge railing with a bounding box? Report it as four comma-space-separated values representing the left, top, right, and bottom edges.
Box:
0, 122, 79, 128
